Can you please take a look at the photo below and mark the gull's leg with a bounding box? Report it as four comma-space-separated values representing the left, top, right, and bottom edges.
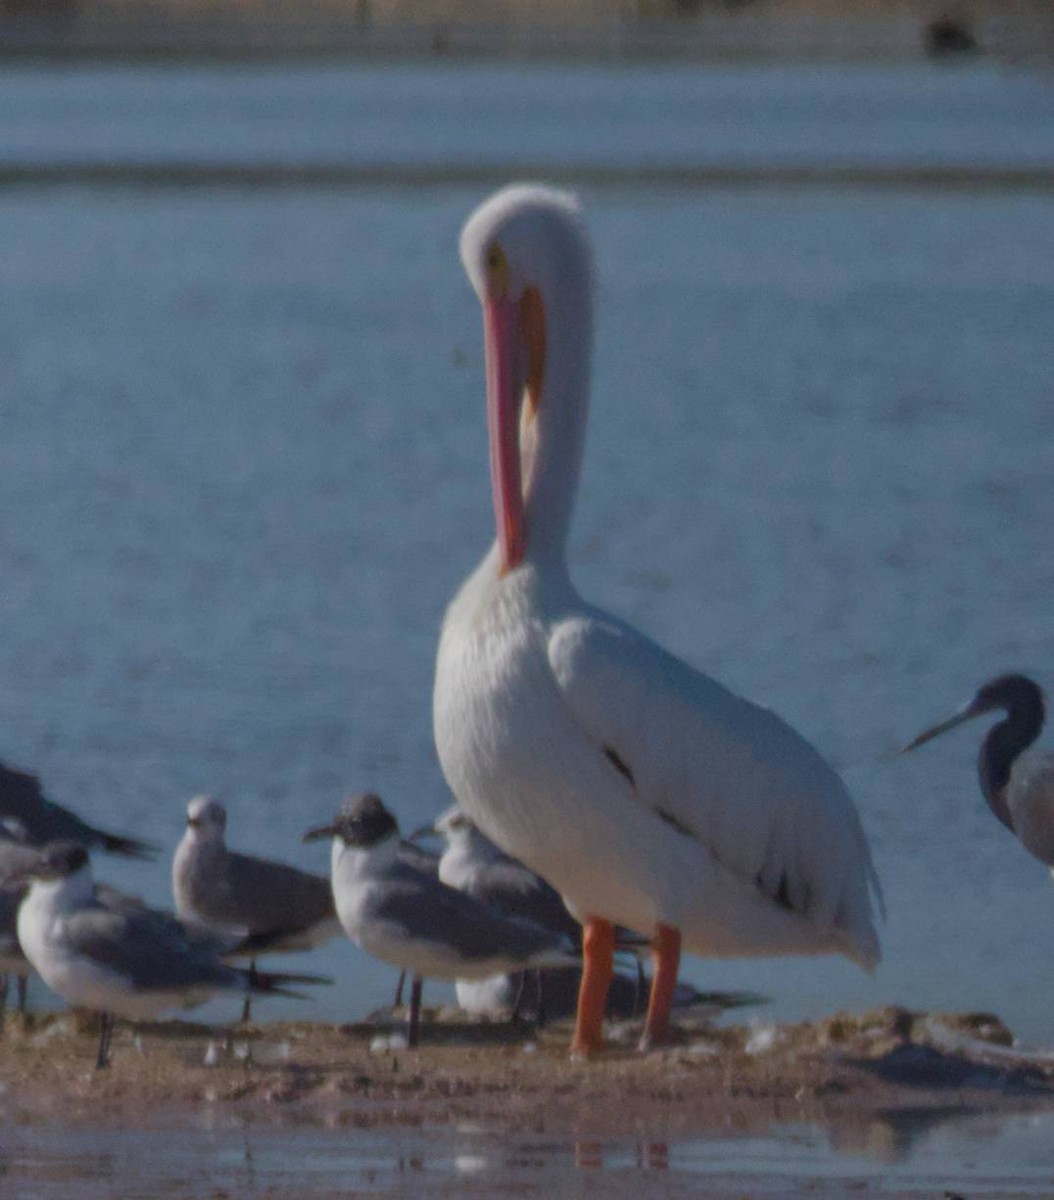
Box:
407, 976, 423, 1048
241, 958, 256, 1024
639, 924, 681, 1051
393, 970, 406, 1010
16, 974, 28, 1014
571, 917, 614, 1058
509, 971, 527, 1022
96, 1011, 114, 1070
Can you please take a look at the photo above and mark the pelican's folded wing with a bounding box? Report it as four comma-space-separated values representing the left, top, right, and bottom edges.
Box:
547, 609, 883, 960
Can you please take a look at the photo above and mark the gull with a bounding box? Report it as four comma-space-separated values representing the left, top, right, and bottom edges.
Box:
303, 793, 576, 1046
424, 806, 749, 1026
172, 795, 341, 1020
17, 841, 326, 1067
0, 833, 39, 1020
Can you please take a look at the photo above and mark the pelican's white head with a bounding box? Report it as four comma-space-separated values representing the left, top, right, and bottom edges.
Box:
460, 185, 595, 575
184, 795, 227, 845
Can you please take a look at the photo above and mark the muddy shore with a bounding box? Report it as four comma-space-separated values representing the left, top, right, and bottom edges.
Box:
2, 1004, 1051, 1138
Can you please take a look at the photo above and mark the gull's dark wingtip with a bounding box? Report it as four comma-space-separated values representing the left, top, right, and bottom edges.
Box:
99, 831, 160, 860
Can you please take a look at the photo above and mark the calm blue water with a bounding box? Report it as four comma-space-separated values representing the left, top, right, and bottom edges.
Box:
1, 60, 1053, 1043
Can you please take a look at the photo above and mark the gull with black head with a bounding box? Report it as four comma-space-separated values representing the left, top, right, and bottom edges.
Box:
304, 793, 577, 1046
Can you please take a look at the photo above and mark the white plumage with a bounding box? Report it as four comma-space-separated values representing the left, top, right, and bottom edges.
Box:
433, 185, 882, 1050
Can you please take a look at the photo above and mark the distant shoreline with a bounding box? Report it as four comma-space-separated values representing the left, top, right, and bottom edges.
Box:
1, 161, 1053, 194
1, 3, 1048, 64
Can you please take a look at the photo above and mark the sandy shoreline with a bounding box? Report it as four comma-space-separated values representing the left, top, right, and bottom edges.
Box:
3, 1003, 1051, 1136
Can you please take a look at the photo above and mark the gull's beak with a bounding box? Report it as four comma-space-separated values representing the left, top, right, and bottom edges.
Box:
302, 823, 337, 844
901, 699, 981, 753
407, 821, 437, 842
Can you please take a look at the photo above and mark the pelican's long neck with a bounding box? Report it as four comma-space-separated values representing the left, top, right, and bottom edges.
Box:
978, 696, 1044, 830
521, 265, 593, 567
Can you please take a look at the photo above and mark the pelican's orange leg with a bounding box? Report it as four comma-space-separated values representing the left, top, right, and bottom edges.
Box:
571, 916, 615, 1058
639, 923, 681, 1051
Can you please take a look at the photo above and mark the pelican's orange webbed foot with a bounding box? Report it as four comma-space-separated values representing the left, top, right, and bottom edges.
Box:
639, 923, 682, 1051
570, 916, 615, 1059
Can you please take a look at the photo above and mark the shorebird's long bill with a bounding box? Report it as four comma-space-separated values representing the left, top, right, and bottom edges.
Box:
302, 823, 337, 844
901, 701, 979, 753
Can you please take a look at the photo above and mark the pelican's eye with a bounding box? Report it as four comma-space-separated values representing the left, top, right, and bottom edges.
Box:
485, 243, 510, 295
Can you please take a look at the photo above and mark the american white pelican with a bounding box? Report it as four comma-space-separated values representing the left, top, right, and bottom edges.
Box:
903, 674, 1053, 868
433, 185, 883, 1055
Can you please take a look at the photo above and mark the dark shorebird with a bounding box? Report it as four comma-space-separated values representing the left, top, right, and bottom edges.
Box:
172, 795, 341, 1021
303, 793, 576, 1047
0, 760, 155, 859
17, 841, 328, 1068
903, 674, 1052, 867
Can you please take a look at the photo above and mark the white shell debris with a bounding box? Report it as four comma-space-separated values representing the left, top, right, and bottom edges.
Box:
369, 1032, 410, 1053
744, 1023, 780, 1056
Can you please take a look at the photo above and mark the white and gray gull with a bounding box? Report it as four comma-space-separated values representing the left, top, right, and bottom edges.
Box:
303, 793, 577, 1045
0, 833, 40, 1018
425, 806, 751, 1024
17, 841, 328, 1068
903, 674, 1054, 869
172, 795, 341, 1020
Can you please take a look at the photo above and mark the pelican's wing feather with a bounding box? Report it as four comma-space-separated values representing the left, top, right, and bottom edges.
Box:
547, 610, 882, 962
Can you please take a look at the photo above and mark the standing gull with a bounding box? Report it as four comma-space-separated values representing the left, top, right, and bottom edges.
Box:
0, 760, 155, 858
423, 804, 584, 1020
17, 841, 327, 1068
433, 185, 883, 1056
903, 674, 1054, 868
426, 806, 736, 1024
0, 834, 39, 1019
172, 795, 341, 1021
303, 793, 576, 1046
